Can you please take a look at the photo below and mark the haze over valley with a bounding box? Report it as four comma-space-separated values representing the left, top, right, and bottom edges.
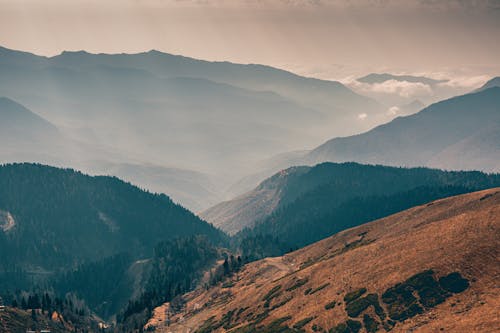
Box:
0, 1, 499, 332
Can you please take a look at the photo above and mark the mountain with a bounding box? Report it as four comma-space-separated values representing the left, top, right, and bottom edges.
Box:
357, 73, 447, 86
0, 97, 220, 211
0, 97, 67, 164
46, 48, 382, 121
224, 86, 500, 199
0, 97, 57, 137
200, 166, 310, 235
0, 46, 386, 210
477, 76, 500, 91
202, 163, 500, 239
85, 162, 222, 213
151, 188, 500, 333
0, 163, 228, 321
308, 87, 500, 173
0, 163, 224, 278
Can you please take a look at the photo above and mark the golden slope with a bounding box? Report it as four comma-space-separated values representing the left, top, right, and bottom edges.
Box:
150, 188, 500, 333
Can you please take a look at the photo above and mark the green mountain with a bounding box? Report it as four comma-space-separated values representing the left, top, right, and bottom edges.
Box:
222, 163, 500, 259
0, 163, 229, 323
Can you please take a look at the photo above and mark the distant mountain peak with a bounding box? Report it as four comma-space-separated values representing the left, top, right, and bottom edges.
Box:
477, 76, 500, 92
358, 72, 448, 85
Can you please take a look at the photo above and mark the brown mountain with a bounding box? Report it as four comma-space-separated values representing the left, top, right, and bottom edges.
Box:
149, 188, 500, 332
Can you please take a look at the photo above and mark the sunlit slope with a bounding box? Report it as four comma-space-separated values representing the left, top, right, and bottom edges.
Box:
153, 188, 500, 333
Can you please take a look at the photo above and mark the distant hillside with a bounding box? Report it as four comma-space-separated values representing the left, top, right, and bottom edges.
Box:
476, 76, 500, 91
308, 87, 500, 173
0, 97, 223, 211
153, 188, 500, 333
203, 163, 500, 240
0, 97, 67, 163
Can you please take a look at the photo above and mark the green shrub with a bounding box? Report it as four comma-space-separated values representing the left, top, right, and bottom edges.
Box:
324, 301, 336, 310
293, 317, 314, 329
439, 272, 469, 293
345, 293, 384, 319
362, 314, 378, 333
310, 283, 330, 295
329, 320, 361, 333
286, 278, 309, 292
344, 288, 366, 304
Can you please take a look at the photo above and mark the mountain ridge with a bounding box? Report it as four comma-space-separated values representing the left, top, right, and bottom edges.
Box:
152, 187, 500, 333
202, 162, 500, 238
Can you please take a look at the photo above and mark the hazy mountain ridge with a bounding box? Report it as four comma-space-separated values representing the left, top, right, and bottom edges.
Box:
476, 76, 500, 91
357, 73, 447, 86
308, 87, 500, 172
0, 45, 386, 211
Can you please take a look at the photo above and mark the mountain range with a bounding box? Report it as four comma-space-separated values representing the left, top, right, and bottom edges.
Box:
0, 45, 387, 211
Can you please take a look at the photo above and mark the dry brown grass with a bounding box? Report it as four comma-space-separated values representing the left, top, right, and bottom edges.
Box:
152, 188, 500, 333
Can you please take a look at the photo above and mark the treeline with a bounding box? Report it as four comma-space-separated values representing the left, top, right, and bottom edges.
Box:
117, 236, 220, 331
239, 185, 485, 259
0, 163, 225, 271
54, 253, 133, 319
208, 254, 244, 286
235, 162, 500, 259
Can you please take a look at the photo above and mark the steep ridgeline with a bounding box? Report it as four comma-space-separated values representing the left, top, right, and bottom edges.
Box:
308, 87, 500, 173
0, 164, 225, 316
0, 97, 67, 164
203, 163, 500, 249
151, 188, 500, 333
476, 76, 500, 91
200, 166, 310, 235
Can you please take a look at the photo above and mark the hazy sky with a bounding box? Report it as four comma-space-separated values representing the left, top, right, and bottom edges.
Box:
1, 0, 499, 79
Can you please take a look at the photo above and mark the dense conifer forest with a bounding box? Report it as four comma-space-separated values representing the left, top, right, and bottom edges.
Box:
236, 163, 500, 259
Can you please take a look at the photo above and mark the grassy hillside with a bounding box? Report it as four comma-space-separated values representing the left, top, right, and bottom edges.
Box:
153, 188, 500, 333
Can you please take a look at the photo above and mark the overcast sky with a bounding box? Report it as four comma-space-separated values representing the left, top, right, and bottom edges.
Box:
1, 0, 499, 79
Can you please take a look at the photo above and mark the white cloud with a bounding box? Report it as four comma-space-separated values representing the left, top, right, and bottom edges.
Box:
351, 79, 433, 98
371, 80, 432, 97
357, 113, 368, 120
437, 75, 490, 89
387, 106, 400, 115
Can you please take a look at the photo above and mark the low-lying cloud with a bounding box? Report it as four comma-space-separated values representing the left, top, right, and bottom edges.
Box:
351, 79, 433, 98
